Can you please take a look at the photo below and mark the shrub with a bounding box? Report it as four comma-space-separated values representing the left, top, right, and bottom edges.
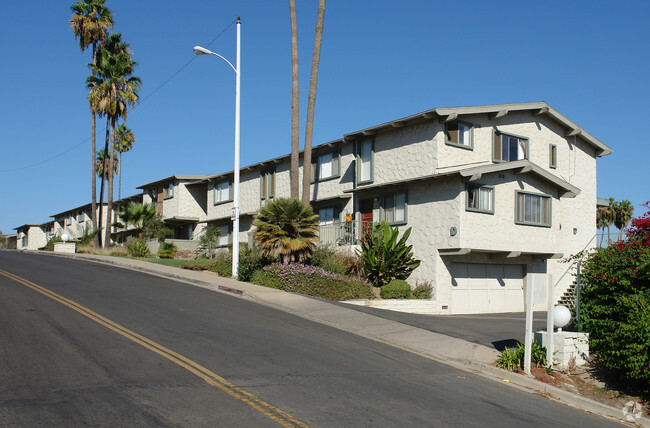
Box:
411, 281, 433, 299
182, 262, 207, 271
209, 251, 233, 277
78, 224, 99, 246
199, 225, 221, 258
42, 235, 63, 251
495, 341, 548, 371
127, 238, 150, 257
381, 279, 411, 299
578, 203, 650, 391
358, 221, 421, 288
143, 216, 172, 242
309, 246, 347, 276
251, 263, 374, 300
157, 242, 177, 259
238, 246, 270, 282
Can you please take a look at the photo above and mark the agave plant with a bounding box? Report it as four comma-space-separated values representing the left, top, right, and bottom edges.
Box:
358, 221, 421, 288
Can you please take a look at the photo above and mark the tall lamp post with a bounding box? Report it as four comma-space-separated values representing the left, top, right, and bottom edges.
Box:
194, 17, 241, 278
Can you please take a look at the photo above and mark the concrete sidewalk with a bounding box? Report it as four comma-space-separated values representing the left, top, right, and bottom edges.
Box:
38, 251, 649, 426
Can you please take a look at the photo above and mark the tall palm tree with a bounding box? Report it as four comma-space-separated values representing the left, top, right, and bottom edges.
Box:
252, 197, 319, 263
596, 197, 616, 246
289, 0, 300, 199
95, 149, 118, 237
88, 33, 141, 247
301, 0, 326, 205
613, 199, 634, 240
114, 123, 135, 200
70, 0, 113, 248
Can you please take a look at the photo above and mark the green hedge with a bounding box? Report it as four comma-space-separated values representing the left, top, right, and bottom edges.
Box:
380, 279, 411, 299
252, 263, 373, 300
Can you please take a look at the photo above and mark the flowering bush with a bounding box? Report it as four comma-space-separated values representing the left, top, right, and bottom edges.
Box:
580, 202, 650, 392
251, 263, 374, 300
209, 251, 233, 277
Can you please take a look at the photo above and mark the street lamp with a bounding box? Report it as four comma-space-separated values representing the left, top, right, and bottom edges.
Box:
194, 17, 241, 278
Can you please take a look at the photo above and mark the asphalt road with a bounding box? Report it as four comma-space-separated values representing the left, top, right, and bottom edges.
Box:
0, 252, 620, 427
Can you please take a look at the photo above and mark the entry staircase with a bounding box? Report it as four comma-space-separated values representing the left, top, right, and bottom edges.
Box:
557, 280, 578, 309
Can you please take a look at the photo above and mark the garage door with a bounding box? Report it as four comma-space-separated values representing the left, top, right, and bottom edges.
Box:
450, 263, 524, 314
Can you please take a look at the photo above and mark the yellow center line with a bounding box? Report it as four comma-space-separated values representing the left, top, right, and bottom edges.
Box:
0, 268, 310, 428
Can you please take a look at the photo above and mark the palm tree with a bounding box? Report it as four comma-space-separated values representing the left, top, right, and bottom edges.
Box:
301, 0, 326, 205
95, 149, 118, 236
252, 197, 319, 263
114, 123, 135, 200
87, 32, 141, 247
117, 202, 155, 238
70, 0, 113, 248
289, 0, 300, 199
596, 197, 615, 246
613, 199, 634, 240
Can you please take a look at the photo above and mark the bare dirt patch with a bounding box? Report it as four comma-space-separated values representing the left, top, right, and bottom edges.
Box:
521, 363, 648, 422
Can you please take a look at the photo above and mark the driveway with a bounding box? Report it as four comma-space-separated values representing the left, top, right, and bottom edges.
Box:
337, 304, 550, 351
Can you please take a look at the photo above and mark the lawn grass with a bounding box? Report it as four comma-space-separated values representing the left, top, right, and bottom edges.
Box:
126, 256, 213, 268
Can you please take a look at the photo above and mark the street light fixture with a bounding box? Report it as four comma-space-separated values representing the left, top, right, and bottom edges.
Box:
194, 17, 241, 278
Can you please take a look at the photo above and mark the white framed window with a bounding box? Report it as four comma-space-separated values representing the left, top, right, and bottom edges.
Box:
445, 121, 473, 149
218, 224, 230, 247
467, 185, 494, 213
382, 191, 406, 224
494, 131, 528, 162
76, 212, 85, 223
65, 216, 72, 226
163, 182, 174, 199
318, 207, 339, 225
358, 140, 374, 183
260, 169, 275, 200
312, 151, 340, 182
516, 191, 551, 227
214, 181, 232, 205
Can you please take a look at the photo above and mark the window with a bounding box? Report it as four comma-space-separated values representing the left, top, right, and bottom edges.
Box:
260, 169, 275, 200
549, 144, 557, 169
467, 185, 494, 213
214, 181, 232, 205
163, 182, 174, 199
445, 121, 473, 149
76, 212, 84, 223
494, 131, 528, 162
318, 207, 340, 225
217, 224, 230, 247
65, 216, 72, 226
358, 140, 374, 183
516, 191, 551, 227
312, 151, 340, 182
382, 191, 407, 224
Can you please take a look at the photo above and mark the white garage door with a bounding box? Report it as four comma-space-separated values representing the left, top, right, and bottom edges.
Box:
450, 263, 524, 314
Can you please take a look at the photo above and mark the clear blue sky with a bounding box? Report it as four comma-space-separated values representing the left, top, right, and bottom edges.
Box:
1, 0, 649, 234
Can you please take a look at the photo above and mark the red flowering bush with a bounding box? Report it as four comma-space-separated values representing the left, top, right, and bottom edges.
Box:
580, 202, 650, 392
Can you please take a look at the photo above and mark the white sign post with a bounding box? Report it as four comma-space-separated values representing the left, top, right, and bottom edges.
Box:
524, 273, 554, 375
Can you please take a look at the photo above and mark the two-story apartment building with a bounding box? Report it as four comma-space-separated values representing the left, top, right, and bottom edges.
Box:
173, 102, 610, 314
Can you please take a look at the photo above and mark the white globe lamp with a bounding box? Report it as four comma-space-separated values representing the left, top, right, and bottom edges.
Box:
61, 233, 70, 242
553, 305, 571, 332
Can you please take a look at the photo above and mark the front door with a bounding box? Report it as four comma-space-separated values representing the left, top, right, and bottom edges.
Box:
360, 199, 373, 242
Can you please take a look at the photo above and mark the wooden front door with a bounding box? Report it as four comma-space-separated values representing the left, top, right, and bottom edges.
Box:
360, 198, 373, 242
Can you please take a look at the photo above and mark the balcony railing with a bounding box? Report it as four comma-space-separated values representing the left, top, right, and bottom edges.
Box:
316, 220, 373, 247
